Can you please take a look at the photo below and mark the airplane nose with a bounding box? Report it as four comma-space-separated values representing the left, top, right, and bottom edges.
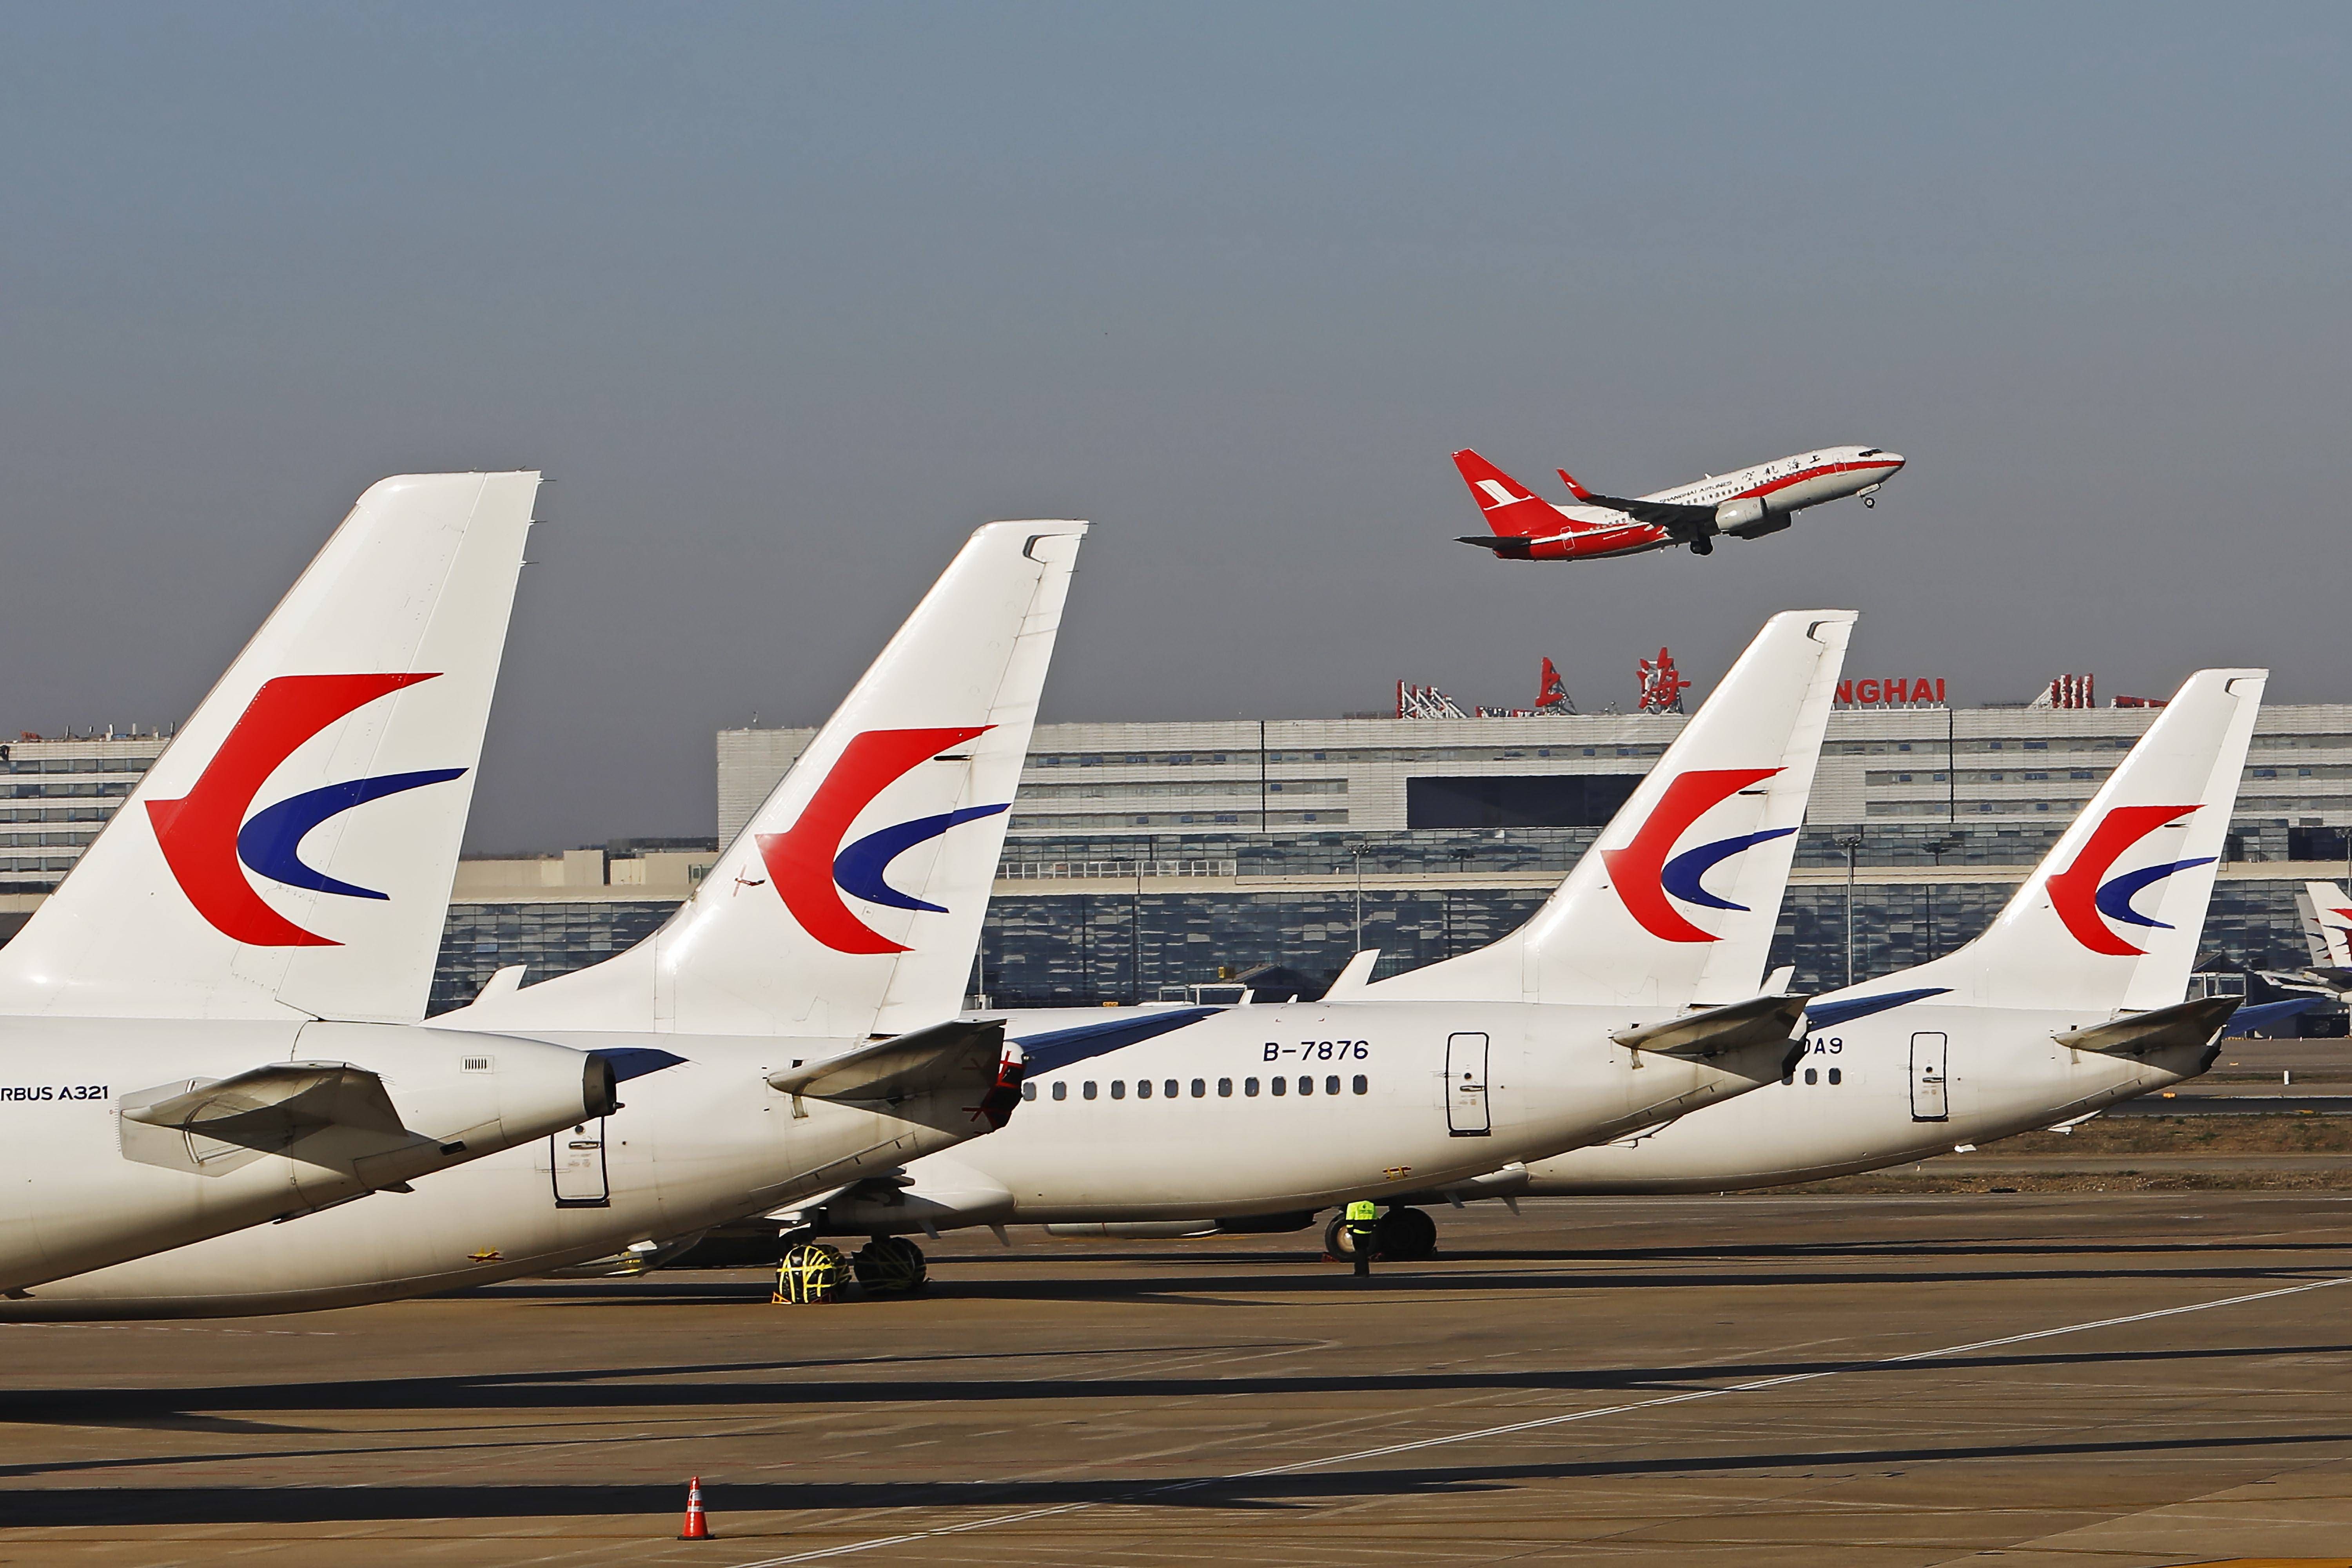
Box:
1878, 451, 1905, 471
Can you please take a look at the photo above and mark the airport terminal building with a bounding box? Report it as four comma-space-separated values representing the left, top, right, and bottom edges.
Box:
6, 702, 2348, 1016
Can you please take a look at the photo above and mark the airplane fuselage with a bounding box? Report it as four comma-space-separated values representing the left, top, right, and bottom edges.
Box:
1499, 997, 2214, 1195
0, 1031, 998, 1319
0, 1017, 605, 1294
804, 997, 1797, 1235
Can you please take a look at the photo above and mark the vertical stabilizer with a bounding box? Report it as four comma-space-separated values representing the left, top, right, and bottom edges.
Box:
2299, 882, 2352, 970
452, 521, 1085, 1040
1453, 450, 1582, 537
1368, 611, 1855, 1008
1886, 669, 2265, 1012
0, 474, 539, 1023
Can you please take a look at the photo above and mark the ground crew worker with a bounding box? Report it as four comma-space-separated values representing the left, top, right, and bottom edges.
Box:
1345, 1200, 1379, 1278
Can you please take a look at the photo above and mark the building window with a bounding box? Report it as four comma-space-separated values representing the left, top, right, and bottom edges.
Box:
1053, 1082, 1068, 1101
1111, 1080, 1126, 1099
1245, 1077, 1260, 1096
1352, 1075, 1368, 1095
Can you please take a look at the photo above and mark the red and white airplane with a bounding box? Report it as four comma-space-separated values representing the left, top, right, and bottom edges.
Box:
1454, 444, 1904, 560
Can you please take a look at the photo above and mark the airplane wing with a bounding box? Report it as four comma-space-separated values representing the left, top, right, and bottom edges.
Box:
1577, 492, 1717, 537
765, 1018, 1016, 1123
121, 1062, 411, 1154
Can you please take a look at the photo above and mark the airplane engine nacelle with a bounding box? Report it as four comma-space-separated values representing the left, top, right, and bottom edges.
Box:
1714, 496, 1773, 537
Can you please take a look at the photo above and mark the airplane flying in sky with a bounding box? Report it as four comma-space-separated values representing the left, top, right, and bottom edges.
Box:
1454, 444, 1904, 560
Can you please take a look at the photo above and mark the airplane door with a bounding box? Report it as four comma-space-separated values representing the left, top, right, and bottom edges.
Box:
1446, 1032, 1491, 1137
1909, 1033, 1949, 1122
552, 1121, 610, 1207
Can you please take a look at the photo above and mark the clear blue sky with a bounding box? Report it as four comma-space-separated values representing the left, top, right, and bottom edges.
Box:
2, 3, 2345, 848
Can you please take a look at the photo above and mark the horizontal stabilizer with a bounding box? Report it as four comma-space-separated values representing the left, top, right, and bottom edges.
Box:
766, 1017, 1010, 1111
2052, 995, 2239, 1057
1611, 992, 1811, 1062
121, 1061, 407, 1153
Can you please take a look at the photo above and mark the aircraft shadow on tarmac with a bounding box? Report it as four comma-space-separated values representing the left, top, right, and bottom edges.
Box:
5, 1428, 2352, 1528
3, 1337, 2345, 1440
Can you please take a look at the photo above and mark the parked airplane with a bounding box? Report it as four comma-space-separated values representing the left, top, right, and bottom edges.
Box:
1448, 667, 2267, 1202
2297, 882, 2352, 984
1454, 445, 1903, 560
774, 611, 1857, 1268
6, 520, 1083, 1318
0, 475, 620, 1294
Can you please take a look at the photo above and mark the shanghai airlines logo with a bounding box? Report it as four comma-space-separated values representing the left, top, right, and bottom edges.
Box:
1602, 767, 1795, 944
755, 726, 1009, 955
2043, 803, 2212, 957
148, 673, 466, 948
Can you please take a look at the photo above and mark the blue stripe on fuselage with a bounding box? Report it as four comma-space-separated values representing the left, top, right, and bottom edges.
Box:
1014, 1007, 1222, 1076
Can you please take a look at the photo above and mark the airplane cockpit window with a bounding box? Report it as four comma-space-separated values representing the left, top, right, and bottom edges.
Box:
1859, 448, 1881, 456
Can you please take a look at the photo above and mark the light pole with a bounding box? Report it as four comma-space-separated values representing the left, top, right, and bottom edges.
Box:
1835, 834, 1865, 987
1926, 834, 1962, 961
1347, 841, 1367, 953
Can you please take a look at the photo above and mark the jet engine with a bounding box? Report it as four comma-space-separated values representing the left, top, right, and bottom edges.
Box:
1713, 496, 1783, 538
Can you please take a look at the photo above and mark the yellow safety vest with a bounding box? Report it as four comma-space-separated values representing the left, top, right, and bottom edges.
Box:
1345, 1200, 1378, 1225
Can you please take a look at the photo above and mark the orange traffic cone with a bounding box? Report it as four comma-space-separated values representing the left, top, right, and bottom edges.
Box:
678, 1475, 712, 1541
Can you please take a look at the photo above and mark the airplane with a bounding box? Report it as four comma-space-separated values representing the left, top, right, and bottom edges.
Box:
4, 520, 1084, 1318
2296, 881, 2352, 987
0, 474, 623, 1294
1436, 667, 2272, 1204
757, 611, 1858, 1270
1454, 445, 1904, 560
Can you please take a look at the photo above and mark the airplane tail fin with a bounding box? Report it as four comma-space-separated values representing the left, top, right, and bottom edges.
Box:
1368, 611, 1855, 1008
2299, 881, 2352, 969
1453, 450, 1577, 538
454, 521, 1085, 1040
0, 474, 539, 1023
1886, 669, 2265, 1013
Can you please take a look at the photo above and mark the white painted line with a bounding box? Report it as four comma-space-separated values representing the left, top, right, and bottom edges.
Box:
726, 1272, 2352, 1565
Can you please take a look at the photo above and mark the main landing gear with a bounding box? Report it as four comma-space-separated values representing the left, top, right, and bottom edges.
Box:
850, 1234, 928, 1294
1323, 1205, 1439, 1263
1689, 535, 1714, 556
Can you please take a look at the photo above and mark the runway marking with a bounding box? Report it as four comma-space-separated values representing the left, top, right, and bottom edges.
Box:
726, 1272, 2352, 1565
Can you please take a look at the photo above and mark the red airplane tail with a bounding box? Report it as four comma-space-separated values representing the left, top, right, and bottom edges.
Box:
1452, 449, 1571, 538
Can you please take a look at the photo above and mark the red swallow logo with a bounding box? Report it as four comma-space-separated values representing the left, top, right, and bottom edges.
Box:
755, 727, 1004, 954
2043, 803, 2204, 957
1602, 768, 1780, 943
148, 673, 457, 947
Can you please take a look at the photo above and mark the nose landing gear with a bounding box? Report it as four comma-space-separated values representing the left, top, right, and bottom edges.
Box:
1863, 495, 1876, 509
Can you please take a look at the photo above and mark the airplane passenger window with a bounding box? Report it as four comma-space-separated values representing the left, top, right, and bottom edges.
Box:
1219, 1078, 1234, 1097
1352, 1075, 1368, 1095
1298, 1076, 1313, 1095
1021, 1082, 1037, 1102
1828, 1068, 1843, 1085
1270, 1076, 1287, 1096
1804, 1068, 1818, 1085
1111, 1080, 1127, 1099
1165, 1079, 1180, 1099
1325, 1076, 1341, 1096
1191, 1079, 1206, 1098
1137, 1079, 1152, 1099
1083, 1081, 1097, 1100
1244, 1077, 1259, 1096
1053, 1082, 1068, 1101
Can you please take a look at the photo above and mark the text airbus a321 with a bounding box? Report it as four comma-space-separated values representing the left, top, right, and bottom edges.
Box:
1453, 444, 1904, 560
